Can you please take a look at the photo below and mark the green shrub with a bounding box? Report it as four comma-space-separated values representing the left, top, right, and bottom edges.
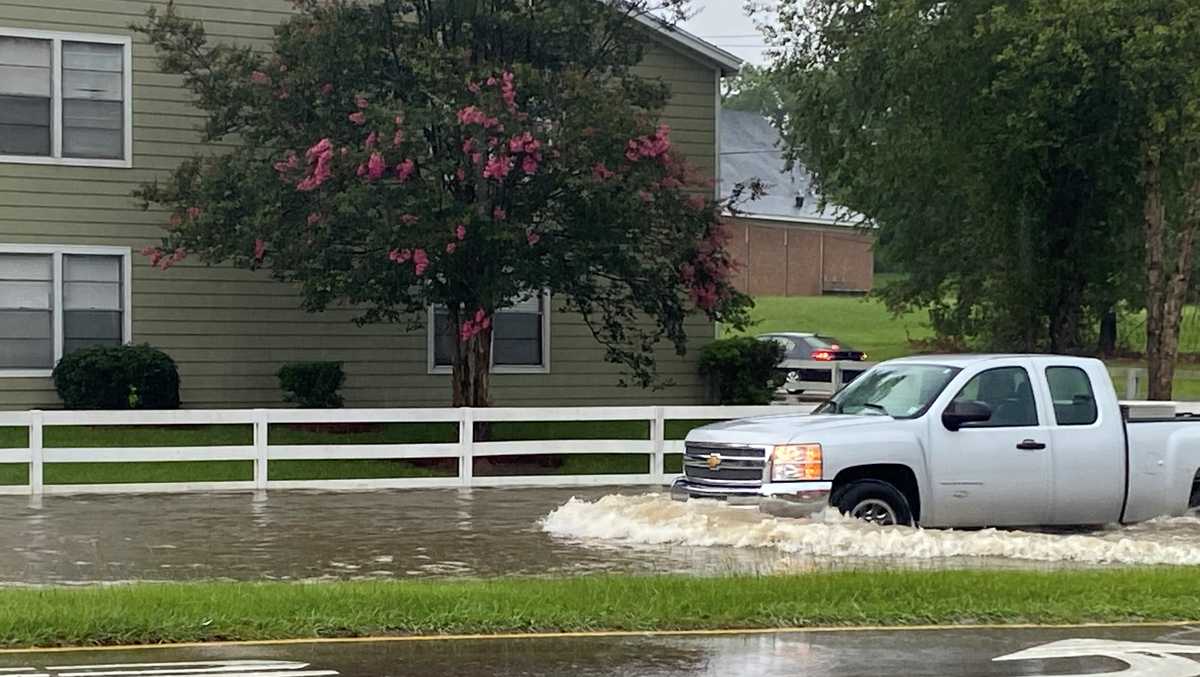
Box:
699, 337, 785, 405
52, 344, 181, 410
278, 361, 346, 408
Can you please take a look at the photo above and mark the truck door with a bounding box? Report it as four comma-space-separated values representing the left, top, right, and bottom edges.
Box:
929, 363, 1052, 527
1040, 365, 1125, 525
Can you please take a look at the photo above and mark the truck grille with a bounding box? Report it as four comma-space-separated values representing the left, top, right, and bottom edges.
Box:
682, 442, 767, 491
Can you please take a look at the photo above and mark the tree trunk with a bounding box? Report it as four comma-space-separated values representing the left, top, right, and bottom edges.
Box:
1143, 150, 1200, 401
1098, 308, 1117, 357
449, 306, 493, 409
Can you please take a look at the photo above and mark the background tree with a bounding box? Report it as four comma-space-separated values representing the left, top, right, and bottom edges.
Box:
721, 64, 787, 125
768, 0, 1200, 397
135, 0, 750, 407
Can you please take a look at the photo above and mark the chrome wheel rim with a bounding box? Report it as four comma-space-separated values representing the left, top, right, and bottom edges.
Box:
851, 499, 897, 526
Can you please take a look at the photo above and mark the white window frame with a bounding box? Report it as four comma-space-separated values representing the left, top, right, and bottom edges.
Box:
427, 291, 552, 375
0, 27, 133, 169
0, 244, 133, 378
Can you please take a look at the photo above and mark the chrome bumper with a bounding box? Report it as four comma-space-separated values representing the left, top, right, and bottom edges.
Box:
670, 478, 833, 514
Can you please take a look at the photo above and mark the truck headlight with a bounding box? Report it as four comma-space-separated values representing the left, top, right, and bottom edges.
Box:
771, 444, 823, 482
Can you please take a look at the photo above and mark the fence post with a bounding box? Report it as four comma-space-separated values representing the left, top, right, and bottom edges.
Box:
650, 406, 666, 484
460, 407, 474, 488
28, 410, 43, 496
831, 363, 844, 392
1125, 368, 1139, 400
253, 409, 269, 490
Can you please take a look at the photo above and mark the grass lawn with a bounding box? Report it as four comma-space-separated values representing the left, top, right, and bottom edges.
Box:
734, 295, 1200, 398
0, 419, 711, 485
1, 570, 1198, 648
728, 295, 933, 361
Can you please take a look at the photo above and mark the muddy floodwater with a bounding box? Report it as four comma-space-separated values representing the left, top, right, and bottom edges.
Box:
2, 487, 1198, 585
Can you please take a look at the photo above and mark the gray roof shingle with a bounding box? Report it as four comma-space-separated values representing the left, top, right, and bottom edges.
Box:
720, 108, 857, 224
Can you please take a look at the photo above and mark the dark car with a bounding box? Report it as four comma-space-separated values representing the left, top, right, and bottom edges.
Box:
758, 333, 869, 394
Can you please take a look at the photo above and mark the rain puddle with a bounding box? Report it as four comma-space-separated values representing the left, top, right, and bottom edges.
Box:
541, 493, 1200, 566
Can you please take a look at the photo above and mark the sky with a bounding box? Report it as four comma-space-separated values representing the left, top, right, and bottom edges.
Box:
678, 2, 774, 67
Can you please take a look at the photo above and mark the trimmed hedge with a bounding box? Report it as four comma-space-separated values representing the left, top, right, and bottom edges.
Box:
699, 336, 785, 405
278, 361, 345, 408
52, 344, 181, 410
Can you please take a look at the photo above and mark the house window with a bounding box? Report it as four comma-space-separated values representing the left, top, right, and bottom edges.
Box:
0, 245, 131, 376
429, 292, 551, 374
0, 29, 132, 167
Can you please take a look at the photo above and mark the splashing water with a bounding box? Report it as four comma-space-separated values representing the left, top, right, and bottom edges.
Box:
541, 494, 1200, 566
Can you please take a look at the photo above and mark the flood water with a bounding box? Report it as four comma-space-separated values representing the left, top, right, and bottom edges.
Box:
2, 487, 1198, 586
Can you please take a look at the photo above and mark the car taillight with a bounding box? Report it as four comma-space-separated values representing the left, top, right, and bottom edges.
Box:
811, 350, 834, 361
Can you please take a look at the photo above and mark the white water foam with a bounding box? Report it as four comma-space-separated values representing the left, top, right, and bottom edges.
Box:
541, 494, 1200, 566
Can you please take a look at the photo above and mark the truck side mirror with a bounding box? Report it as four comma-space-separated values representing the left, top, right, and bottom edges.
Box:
942, 400, 992, 431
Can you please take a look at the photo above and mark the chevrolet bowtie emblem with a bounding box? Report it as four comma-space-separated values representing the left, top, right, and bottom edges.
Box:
707, 453, 721, 470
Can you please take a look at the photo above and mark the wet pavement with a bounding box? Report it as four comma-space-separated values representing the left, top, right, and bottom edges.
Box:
4, 625, 1200, 676
3, 488, 1200, 585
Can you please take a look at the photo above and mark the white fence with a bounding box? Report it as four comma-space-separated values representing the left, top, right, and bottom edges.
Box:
0, 405, 815, 496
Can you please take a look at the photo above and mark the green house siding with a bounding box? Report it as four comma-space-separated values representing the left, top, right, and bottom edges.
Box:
0, 1, 721, 409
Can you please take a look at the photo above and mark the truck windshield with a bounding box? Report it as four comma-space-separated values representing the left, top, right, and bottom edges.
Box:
814, 364, 961, 418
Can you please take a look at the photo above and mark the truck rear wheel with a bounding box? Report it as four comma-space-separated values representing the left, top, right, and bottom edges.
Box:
1190, 478, 1200, 509
834, 480, 914, 526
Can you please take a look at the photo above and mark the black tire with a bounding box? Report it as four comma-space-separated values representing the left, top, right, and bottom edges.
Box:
1189, 480, 1200, 509
834, 480, 914, 526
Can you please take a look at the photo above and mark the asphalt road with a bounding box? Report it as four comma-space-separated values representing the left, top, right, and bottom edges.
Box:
4, 625, 1200, 677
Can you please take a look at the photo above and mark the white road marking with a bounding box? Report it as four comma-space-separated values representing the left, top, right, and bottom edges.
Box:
994, 639, 1200, 676
0, 661, 339, 677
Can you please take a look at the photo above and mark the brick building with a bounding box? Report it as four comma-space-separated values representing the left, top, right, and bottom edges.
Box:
719, 109, 874, 296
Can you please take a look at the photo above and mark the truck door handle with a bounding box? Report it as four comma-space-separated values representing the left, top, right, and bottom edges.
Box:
1016, 439, 1046, 451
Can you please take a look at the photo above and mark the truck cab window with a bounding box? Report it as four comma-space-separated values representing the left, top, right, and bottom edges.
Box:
1045, 366, 1098, 425
951, 367, 1038, 427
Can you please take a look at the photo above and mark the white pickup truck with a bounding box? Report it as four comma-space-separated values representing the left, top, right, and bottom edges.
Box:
673, 355, 1200, 527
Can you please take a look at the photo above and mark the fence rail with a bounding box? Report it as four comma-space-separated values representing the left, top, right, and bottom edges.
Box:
0, 405, 815, 496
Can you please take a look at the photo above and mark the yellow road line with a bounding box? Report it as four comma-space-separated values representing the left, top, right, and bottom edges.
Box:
1, 621, 1197, 655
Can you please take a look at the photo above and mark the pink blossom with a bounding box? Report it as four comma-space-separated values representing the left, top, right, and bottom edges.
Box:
521, 155, 539, 175
140, 245, 156, 257
320, 83, 334, 95
392, 128, 404, 146
307, 212, 323, 226
471, 152, 483, 166
297, 138, 334, 191
459, 308, 492, 342
456, 224, 467, 240
592, 163, 614, 181
389, 248, 412, 263
500, 71, 516, 111
467, 81, 481, 94
168, 213, 182, 227
626, 124, 673, 162
254, 239, 266, 261
412, 248, 429, 276
686, 194, 707, 211
455, 167, 467, 182
638, 190, 653, 203
366, 152, 386, 181
250, 70, 271, 85
445, 242, 457, 254
395, 159, 415, 182
486, 76, 497, 86
274, 151, 300, 175
355, 95, 369, 109
660, 176, 683, 190
187, 206, 202, 220
462, 139, 477, 155
492, 207, 506, 221
365, 132, 378, 150
275, 88, 290, 100
348, 111, 366, 125
526, 230, 541, 246
399, 214, 419, 225
457, 106, 487, 126
483, 155, 512, 181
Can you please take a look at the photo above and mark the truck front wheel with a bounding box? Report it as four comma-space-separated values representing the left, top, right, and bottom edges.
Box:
834, 480, 914, 526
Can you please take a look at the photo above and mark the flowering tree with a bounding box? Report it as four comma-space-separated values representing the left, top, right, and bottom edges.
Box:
134, 0, 750, 407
